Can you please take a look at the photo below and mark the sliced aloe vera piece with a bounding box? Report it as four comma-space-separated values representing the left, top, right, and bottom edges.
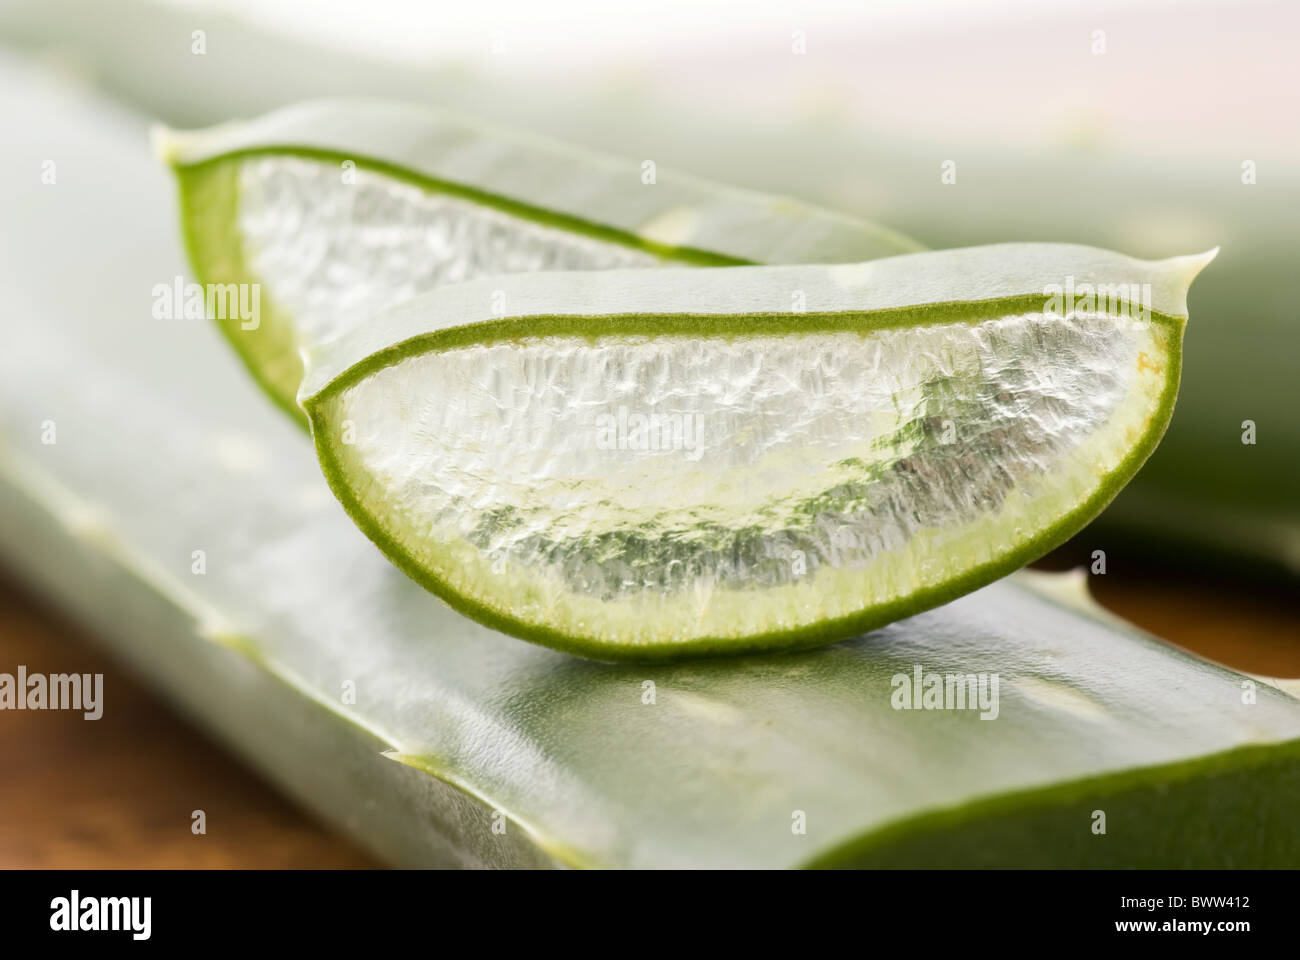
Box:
4, 65, 1299, 867
301, 244, 1213, 659
156, 99, 921, 422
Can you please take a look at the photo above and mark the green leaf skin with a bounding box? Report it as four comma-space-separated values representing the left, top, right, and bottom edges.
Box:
300, 245, 1212, 660
158, 99, 922, 424
2, 62, 1299, 868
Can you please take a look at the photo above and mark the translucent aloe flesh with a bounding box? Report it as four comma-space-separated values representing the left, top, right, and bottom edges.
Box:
301, 246, 1212, 658
3, 66, 1300, 867
157, 99, 922, 421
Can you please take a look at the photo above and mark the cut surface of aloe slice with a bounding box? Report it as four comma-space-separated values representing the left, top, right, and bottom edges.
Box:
157, 99, 921, 420
301, 243, 1214, 659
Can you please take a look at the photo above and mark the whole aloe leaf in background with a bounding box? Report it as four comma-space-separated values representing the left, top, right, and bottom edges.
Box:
2, 60, 1298, 868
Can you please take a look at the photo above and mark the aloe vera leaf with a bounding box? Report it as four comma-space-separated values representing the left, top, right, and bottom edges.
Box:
156, 100, 921, 423
300, 245, 1211, 659
4, 64, 1300, 868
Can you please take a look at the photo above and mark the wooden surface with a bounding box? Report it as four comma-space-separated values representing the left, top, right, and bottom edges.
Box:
0, 575, 377, 868
1084, 571, 1300, 678
0, 559, 1296, 869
